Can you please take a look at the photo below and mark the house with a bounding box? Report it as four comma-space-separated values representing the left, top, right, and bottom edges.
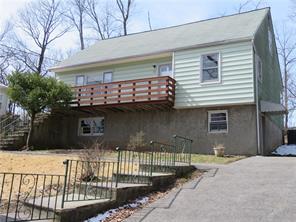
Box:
48, 8, 284, 155
0, 84, 9, 117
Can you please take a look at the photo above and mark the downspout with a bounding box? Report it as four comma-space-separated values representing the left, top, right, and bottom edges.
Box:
252, 40, 261, 155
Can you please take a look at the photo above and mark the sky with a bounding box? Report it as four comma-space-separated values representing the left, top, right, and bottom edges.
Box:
0, 0, 293, 50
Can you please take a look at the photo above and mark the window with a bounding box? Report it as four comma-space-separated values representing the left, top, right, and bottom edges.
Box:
78, 117, 104, 136
158, 63, 172, 76
268, 28, 273, 54
76, 75, 85, 86
0, 95, 3, 110
255, 55, 262, 82
103, 72, 113, 83
201, 53, 220, 83
87, 76, 102, 85
208, 110, 228, 133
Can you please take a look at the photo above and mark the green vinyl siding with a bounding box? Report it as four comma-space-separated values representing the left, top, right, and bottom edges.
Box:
173, 41, 255, 108
56, 57, 172, 86
254, 12, 283, 127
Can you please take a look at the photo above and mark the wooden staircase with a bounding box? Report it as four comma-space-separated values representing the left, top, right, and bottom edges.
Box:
0, 113, 51, 150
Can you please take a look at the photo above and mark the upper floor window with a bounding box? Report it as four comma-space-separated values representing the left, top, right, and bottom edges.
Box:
268, 28, 273, 54
208, 110, 228, 133
158, 63, 172, 76
87, 75, 102, 85
103, 72, 113, 83
201, 53, 220, 83
255, 55, 262, 82
76, 75, 85, 86
0, 95, 3, 110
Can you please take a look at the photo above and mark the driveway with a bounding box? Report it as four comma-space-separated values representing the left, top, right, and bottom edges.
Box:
125, 156, 296, 222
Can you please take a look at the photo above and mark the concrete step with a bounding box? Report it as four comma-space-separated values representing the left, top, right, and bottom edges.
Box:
0, 206, 58, 222
113, 172, 176, 187
139, 164, 196, 177
25, 194, 113, 222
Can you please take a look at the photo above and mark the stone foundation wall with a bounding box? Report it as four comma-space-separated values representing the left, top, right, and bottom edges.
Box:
262, 115, 283, 155
31, 105, 263, 155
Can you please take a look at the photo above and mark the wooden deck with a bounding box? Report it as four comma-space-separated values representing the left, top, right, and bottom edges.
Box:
71, 76, 176, 112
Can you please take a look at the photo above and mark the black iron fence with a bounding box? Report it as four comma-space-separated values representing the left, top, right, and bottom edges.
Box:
0, 172, 64, 222
0, 134, 194, 221
62, 159, 116, 204
116, 149, 153, 185
150, 141, 175, 167
172, 135, 193, 165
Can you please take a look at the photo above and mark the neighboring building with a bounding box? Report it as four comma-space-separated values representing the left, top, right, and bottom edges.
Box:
0, 84, 9, 117
49, 8, 284, 155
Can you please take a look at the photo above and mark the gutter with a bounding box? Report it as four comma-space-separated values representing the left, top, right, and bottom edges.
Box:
251, 9, 270, 155
253, 41, 261, 155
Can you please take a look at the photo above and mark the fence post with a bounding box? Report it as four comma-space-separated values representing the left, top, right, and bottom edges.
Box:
172, 135, 177, 166
61, 160, 69, 209
189, 140, 193, 165
149, 141, 154, 184
115, 147, 120, 188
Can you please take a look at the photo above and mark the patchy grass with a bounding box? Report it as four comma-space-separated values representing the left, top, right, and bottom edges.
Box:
191, 154, 245, 164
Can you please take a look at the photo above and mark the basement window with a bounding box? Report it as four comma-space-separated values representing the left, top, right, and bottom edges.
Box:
201, 53, 220, 83
208, 110, 228, 133
78, 117, 104, 136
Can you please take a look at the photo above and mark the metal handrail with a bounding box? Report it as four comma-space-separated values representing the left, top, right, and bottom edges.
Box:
0, 114, 14, 130
0, 116, 29, 137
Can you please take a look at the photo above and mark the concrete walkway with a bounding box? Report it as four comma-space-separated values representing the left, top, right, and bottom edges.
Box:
126, 156, 296, 222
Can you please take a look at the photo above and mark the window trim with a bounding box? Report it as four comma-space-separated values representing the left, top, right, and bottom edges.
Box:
200, 52, 221, 85
75, 75, 85, 86
78, 117, 104, 136
208, 110, 228, 133
255, 54, 263, 82
268, 27, 273, 55
157, 63, 173, 77
103, 71, 113, 83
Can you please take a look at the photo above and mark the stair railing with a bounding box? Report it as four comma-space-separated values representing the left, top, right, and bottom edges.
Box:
0, 115, 29, 138
0, 114, 14, 131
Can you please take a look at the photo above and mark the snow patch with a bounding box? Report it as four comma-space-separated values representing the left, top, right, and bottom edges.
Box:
85, 197, 149, 222
272, 145, 296, 156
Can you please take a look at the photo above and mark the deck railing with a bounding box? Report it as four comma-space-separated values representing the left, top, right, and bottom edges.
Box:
72, 76, 176, 107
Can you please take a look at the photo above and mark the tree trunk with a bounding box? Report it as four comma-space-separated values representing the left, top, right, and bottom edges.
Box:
26, 113, 35, 150
79, 12, 85, 50
123, 20, 127, 36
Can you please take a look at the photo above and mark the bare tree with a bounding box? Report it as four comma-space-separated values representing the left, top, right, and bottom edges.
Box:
116, 0, 135, 36
276, 24, 296, 134
12, 0, 69, 75
65, 0, 87, 50
235, 0, 265, 13
147, 11, 152, 31
0, 22, 13, 85
85, 0, 120, 40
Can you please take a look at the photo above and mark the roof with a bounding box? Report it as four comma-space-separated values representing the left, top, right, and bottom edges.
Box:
51, 8, 269, 72
261, 100, 286, 114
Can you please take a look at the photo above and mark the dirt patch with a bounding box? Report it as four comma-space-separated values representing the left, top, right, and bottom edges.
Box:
0, 151, 77, 175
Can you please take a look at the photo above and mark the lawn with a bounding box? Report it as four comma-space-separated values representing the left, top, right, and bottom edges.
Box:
191, 154, 245, 164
